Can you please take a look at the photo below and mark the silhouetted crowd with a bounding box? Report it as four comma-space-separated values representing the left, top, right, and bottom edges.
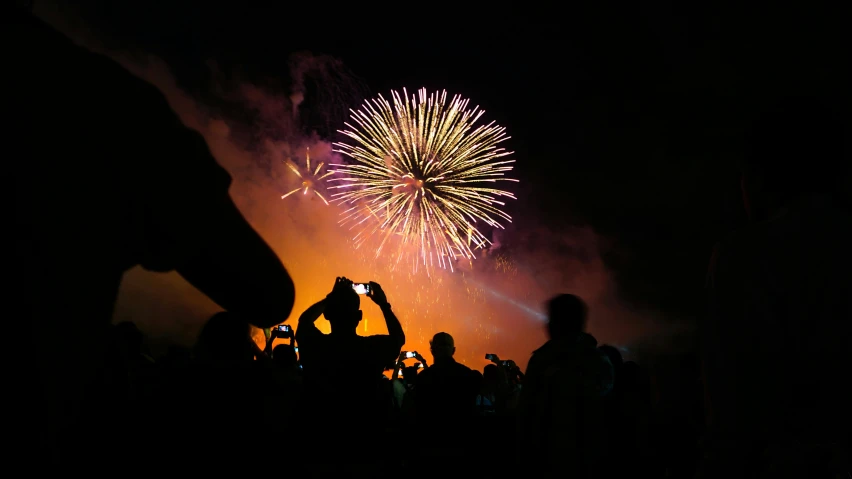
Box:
75, 283, 659, 476
17, 5, 849, 477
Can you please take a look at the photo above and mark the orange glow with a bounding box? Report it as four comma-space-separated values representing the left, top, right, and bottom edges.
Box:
105, 52, 661, 373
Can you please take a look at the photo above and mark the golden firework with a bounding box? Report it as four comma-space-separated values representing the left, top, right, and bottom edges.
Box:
281, 147, 333, 205
330, 88, 518, 271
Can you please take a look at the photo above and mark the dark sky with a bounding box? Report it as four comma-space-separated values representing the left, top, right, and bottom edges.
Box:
49, 1, 851, 320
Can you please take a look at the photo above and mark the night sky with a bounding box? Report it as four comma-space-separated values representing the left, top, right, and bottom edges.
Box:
41, 1, 851, 324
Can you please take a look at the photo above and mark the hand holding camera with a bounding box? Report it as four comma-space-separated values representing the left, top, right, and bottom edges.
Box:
329, 278, 385, 304
487, 353, 520, 373
413, 351, 427, 365
401, 350, 427, 364
398, 350, 428, 372
396, 353, 407, 368
271, 324, 294, 338
328, 277, 354, 298
367, 281, 388, 307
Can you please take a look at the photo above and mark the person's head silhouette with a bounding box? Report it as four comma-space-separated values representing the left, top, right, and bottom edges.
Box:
195, 312, 254, 362
598, 344, 623, 377
402, 365, 419, 384
324, 279, 362, 335
546, 294, 588, 340
272, 344, 298, 371
482, 364, 506, 393
483, 364, 500, 382
742, 96, 849, 221
430, 332, 455, 362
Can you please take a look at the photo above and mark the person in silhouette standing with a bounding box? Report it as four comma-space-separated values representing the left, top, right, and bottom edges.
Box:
518, 294, 614, 477
272, 344, 300, 373
12, 9, 296, 465
295, 277, 404, 466
297, 277, 404, 408
414, 332, 483, 456
415, 333, 483, 419
699, 97, 851, 478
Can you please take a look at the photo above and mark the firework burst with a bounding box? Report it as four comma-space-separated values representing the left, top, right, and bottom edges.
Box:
330, 88, 518, 272
281, 148, 334, 205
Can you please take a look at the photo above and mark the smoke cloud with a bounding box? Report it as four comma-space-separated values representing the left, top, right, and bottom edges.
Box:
35, 5, 674, 369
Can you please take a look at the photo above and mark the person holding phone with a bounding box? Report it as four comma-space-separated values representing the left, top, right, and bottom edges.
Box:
390, 351, 427, 412
263, 324, 295, 356
295, 276, 405, 457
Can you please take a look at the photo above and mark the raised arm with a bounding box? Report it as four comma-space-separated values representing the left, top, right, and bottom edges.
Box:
380, 304, 404, 348
413, 351, 429, 368
391, 354, 404, 381
368, 282, 405, 348
299, 299, 326, 325
295, 299, 326, 341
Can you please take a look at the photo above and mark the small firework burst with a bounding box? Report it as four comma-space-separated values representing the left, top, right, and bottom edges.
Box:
281, 147, 334, 205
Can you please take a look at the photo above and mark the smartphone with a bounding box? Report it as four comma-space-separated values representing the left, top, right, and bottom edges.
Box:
276, 324, 291, 333
352, 283, 370, 295
485, 353, 497, 361
294, 347, 299, 353
404, 351, 417, 359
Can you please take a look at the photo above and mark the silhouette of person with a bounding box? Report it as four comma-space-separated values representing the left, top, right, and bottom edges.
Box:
598, 345, 624, 383
699, 97, 851, 478
477, 364, 503, 416
265, 343, 303, 429
272, 344, 300, 372
597, 345, 625, 469
483, 353, 523, 414
193, 312, 258, 363
156, 312, 277, 463
12, 11, 296, 463
597, 346, 654, 478
295, 276, 404, 461
620, 360, 653, 473
414, 332, 483, 452
518, 294, 614, 477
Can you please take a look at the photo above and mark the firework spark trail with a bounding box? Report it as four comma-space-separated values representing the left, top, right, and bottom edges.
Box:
330, 88, 518, 272
281, 147, 334, 205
